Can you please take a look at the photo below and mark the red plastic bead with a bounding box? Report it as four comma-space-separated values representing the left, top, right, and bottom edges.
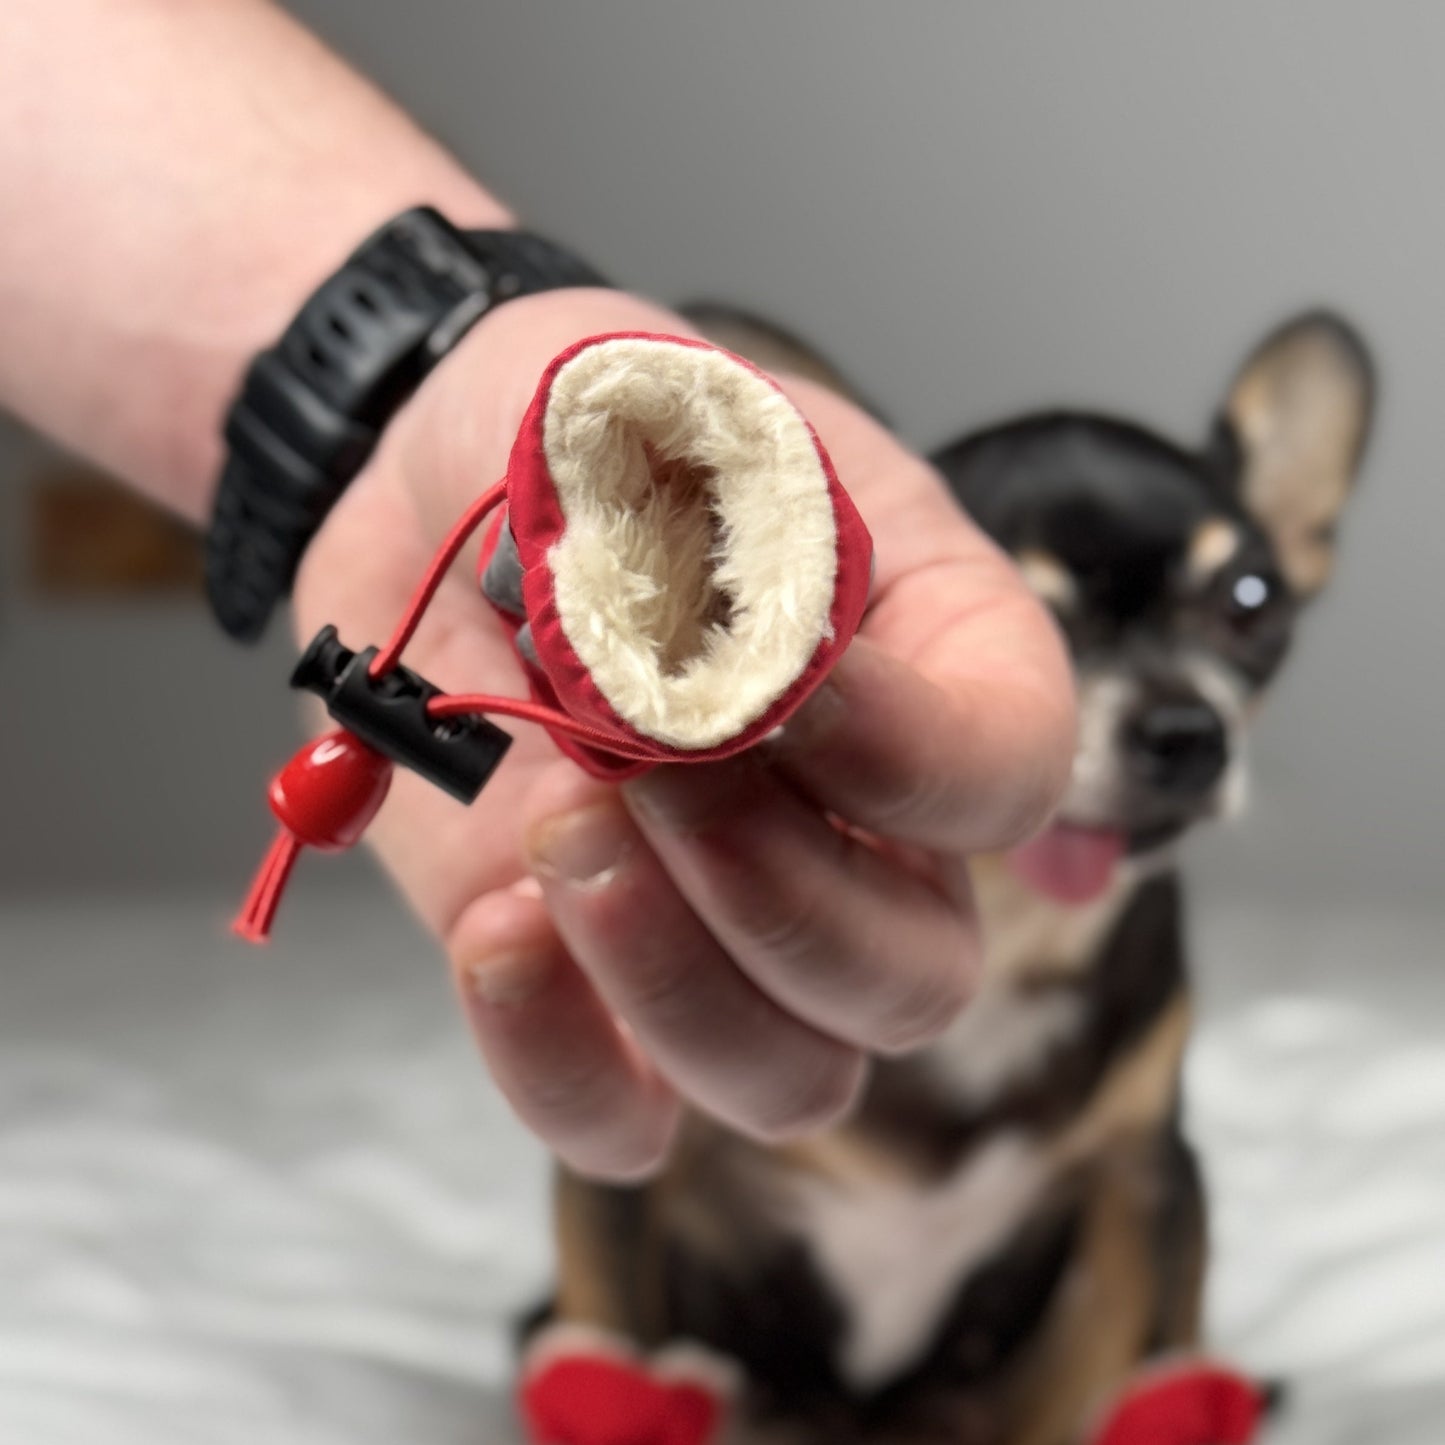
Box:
268, 730, 393, 851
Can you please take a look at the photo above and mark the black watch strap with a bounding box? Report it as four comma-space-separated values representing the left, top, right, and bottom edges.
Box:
205, 207, 607, 642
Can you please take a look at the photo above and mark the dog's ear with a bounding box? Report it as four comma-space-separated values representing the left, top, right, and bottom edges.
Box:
1213, 311, 1374, 597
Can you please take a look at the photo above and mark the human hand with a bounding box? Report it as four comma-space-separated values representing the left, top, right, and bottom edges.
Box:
293, 288, 1075, 1180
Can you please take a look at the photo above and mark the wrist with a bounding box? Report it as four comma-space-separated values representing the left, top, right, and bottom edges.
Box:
0, 0, 515, 521
178, 183, 513, 520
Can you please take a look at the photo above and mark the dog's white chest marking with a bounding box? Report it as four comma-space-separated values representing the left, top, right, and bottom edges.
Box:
927, 984, 1085, 1105
791, 1133, 1051, 1390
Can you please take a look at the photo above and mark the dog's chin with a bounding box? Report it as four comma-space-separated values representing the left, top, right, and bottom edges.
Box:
1004, 814, 1204, 907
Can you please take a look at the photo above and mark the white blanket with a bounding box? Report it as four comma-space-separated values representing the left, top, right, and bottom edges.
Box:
0, 897, 1440, 1443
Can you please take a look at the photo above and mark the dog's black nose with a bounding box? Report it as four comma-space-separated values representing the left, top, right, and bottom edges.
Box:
1124, 702, 1228, 796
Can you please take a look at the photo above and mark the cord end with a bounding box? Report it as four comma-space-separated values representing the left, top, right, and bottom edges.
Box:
233, 830, 303, 945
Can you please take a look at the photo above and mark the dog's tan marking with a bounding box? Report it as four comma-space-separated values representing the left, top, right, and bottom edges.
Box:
1185, 517, 1241, 584
1015, 548, 1078, 611
554, 1169, 666, 1340
777, 1129, 922, 1190
1007, 1153, 1161, 1445
553, 1175, 629, 1328
989, 1005, 1192, 1445
1059, 997, 1191, 1165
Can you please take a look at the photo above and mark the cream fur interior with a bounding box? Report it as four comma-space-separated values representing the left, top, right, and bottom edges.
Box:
543, 337, 839, 749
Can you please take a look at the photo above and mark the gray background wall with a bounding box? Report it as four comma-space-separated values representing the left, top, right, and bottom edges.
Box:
2, 1, 1440, 909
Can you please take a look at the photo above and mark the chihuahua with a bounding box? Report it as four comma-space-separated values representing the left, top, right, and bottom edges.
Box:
524, 308, 1374, 1445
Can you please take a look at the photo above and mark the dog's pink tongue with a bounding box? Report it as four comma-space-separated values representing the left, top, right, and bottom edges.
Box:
1006, 825, 1125, 905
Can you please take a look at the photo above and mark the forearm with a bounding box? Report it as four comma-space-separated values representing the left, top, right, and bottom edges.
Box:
0, 0, 511, 520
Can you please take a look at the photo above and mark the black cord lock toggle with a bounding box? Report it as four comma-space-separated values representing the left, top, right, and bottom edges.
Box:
291, 625, 512, 803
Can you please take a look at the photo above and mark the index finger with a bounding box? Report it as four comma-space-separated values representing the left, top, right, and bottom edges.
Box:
769, 613, 1075, 858
760, 383, 1076, 855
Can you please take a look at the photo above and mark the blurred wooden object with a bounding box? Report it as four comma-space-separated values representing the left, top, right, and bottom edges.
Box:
28, 466, 202, 598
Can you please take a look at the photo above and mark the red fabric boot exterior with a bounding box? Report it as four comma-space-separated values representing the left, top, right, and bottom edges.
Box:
518, 1326, 738, 1445
1086, 1359, 1273, 1445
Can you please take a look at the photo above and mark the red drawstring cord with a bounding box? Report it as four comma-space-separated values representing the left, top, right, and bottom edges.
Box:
235, 478, 648, 944
233, 830, 303, 943
426, 693, 659, 762
367, 478, 509, 679
370, 478, 655, 758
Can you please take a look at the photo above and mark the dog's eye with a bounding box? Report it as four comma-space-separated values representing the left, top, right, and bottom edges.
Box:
1224, 570, 1278, 629
1233, 573, 1270, 610
1201, 563, 1293, 680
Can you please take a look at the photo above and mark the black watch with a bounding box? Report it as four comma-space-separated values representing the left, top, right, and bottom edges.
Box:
204, 206, 608, 642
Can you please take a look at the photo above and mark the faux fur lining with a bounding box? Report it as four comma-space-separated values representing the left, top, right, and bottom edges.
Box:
542, 337, 838, 749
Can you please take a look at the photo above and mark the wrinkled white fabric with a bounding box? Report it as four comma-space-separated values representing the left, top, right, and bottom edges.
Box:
0, 897, 1440, 1444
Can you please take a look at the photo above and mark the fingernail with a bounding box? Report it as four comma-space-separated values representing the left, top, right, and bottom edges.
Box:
528, 802, 633, 887
465, 950, 552, 1009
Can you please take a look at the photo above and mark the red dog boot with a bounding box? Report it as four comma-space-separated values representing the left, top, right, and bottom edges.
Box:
479, 331, 874, 778
518, 1324, 741, 1445
235, 331, 872, 939
1084, 1357, 1276, 1445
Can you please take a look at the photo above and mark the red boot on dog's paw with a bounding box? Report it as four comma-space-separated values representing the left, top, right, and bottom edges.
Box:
1085, 1357, 1275, 1445
518, 1324, 740, 1445
480, 331, 873, 779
